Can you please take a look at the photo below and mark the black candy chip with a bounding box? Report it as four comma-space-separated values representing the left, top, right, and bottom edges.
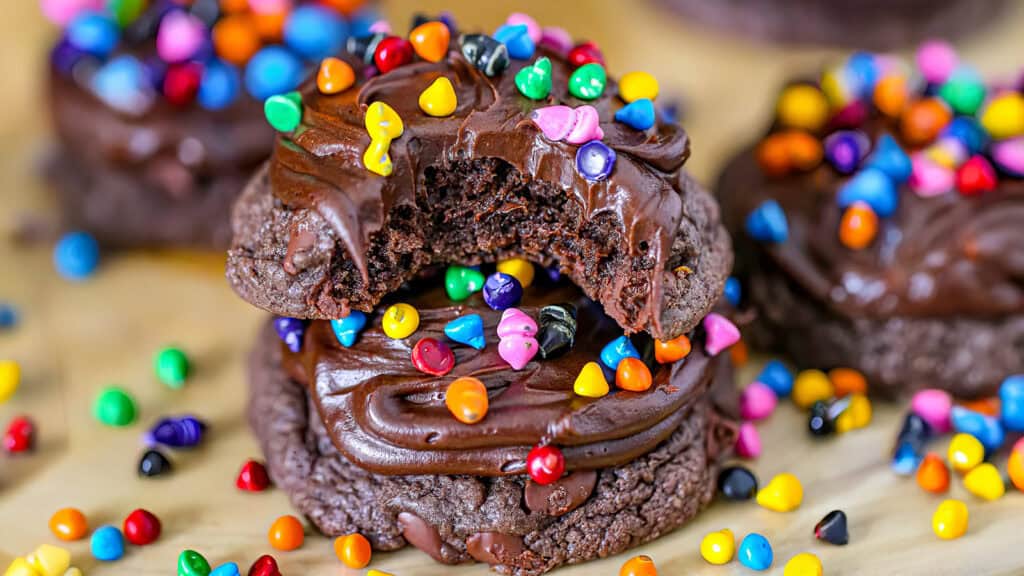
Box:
815, 509, 849, 545
347, 33, 387, 64
459, 34, 510, 77
717, 465, 758, 501
138, 448, 172, 478
808, 400, 835, 437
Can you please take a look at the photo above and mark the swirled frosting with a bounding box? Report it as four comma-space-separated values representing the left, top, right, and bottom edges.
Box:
279, 277, 722, 476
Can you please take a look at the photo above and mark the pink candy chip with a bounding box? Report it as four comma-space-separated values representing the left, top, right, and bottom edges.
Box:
368, 19, 392, 34
735, 422, 761, 459
530, 105, 603, 144
505, 12, 541, 44
41, 0, 102, 26
703, 313, 740, 357
741, 381, 778, 421
496, 308, 538, 339
539, 26, 573, 55
911, 388, 953, 433
909, 153, 954, 197
917, 40, 958, 85
248, 0, 291, 14
991, 137, 1024, 176
498, 335, 538, 370
157, 10, 206, 64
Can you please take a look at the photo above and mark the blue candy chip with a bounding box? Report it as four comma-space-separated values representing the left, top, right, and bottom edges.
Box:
245, 45, 304, 101
67, 11, 120, 57
614, 98, 656, 131
210, 562, 241, 576
737, 533, 773, 571
198, 59, 241, 110
284, 5, 349, 60
723, 276, 742, 308
951, 406, 1005, 453
942, 116, 988, 155
90, 55, 154, 115
600, 335, 640, 371
865, 134, 912, 184
493, 23, 534, 60
330, 311, 368, 348
837, 168, 898, 218
1000, 374, 1024, 432
745, 200, 788, 243
0, 303, 17, 330
844, 51, 879, 98
54, 232, 100, 281
757, 359, 793, 397
90, 525, 125, 561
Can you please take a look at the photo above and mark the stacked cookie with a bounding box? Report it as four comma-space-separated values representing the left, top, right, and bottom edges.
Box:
718, 42, 1024, 398
228, 12, 739, 575
42, 0, 373, 248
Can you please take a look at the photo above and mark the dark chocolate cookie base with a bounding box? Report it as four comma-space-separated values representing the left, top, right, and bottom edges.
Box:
228, 159, 731, 341
655, 0, 1008, 50
248, 323, 737, 575
46, 145, 244, 249
740, 265, 1024, 399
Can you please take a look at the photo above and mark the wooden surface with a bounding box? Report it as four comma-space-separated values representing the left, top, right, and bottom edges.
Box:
2, 1, 1024, 574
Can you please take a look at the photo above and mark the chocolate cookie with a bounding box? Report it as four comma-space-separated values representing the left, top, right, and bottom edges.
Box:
226, 40, 730, 340
249, 321, 738, 575
42, 2, 372, 248
717, 48, 1024, 398
654, 0, 1009, 50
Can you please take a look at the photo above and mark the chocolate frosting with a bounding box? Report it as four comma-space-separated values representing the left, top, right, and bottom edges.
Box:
48, 67, 272, 198
281, 278, 720, 476
720, 143, 1024, 320
266, 41, 715, 338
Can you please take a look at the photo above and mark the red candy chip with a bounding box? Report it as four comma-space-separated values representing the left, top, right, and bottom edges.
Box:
248, 554, 281, 576
373, 36, 414, 74
236, 459, 270, 492
123, 508, 162, 546
411, 337, 455, 376
956, 155, 997, 196
163, 62, 203, 106
3, 415, 34, 453
526, 444, 565, 485
568, 41, 604, 68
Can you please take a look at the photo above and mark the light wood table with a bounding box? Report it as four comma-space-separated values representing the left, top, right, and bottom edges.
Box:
2, 1, 1022, 574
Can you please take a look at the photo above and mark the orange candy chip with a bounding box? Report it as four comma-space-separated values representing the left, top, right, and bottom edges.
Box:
654, 335, 691, 364
1008, 445, 1024, 492
317, 57, 356, 94
213, 15, 262, 65
49, 507, 88, 541
320, 0, 367, 15
268, 515, 305, 551
620, 555, 658, 576
729, 339, 749, 367
756, 131, 823, 177
445, 377, 489, 424
838, 201, 878, 250
616, 358, 652, 392
410, 21, 450, 63
959, 397, 1000, 417
916, 452, 951, 494
253, 9, 286, 41
829, 367, 868, 397
901, 98, 952, 147
874, 75, 909, 117
334, 533, 372, 569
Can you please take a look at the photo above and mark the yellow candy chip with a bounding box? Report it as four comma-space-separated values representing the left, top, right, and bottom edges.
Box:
418, 77, 458, 117
777, 85, 830, 132
835, 393, 872, 433
792, 369, 834, 410
25, 545, 70, 576
932, 499, 968, 540
963, 463, 1005, 501
363, 137, 394, 177
367, 571, 394, 576
0, 360, 19, 403
757, 472, 804, 512
382, 303, 419, 339
700, 529, 735, 565
496, 258, 535, 288
784, 552, 823, 576
619, 71, 659, 103
948, 433, 984, 473
365, 101, 404, 140
3, 558, 38, 576
980, 93, 1024, 140
574, 361, 609, 398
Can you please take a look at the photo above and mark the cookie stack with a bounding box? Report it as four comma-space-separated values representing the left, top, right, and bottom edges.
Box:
42, 0, 373, 248
229, 12, 739, 575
